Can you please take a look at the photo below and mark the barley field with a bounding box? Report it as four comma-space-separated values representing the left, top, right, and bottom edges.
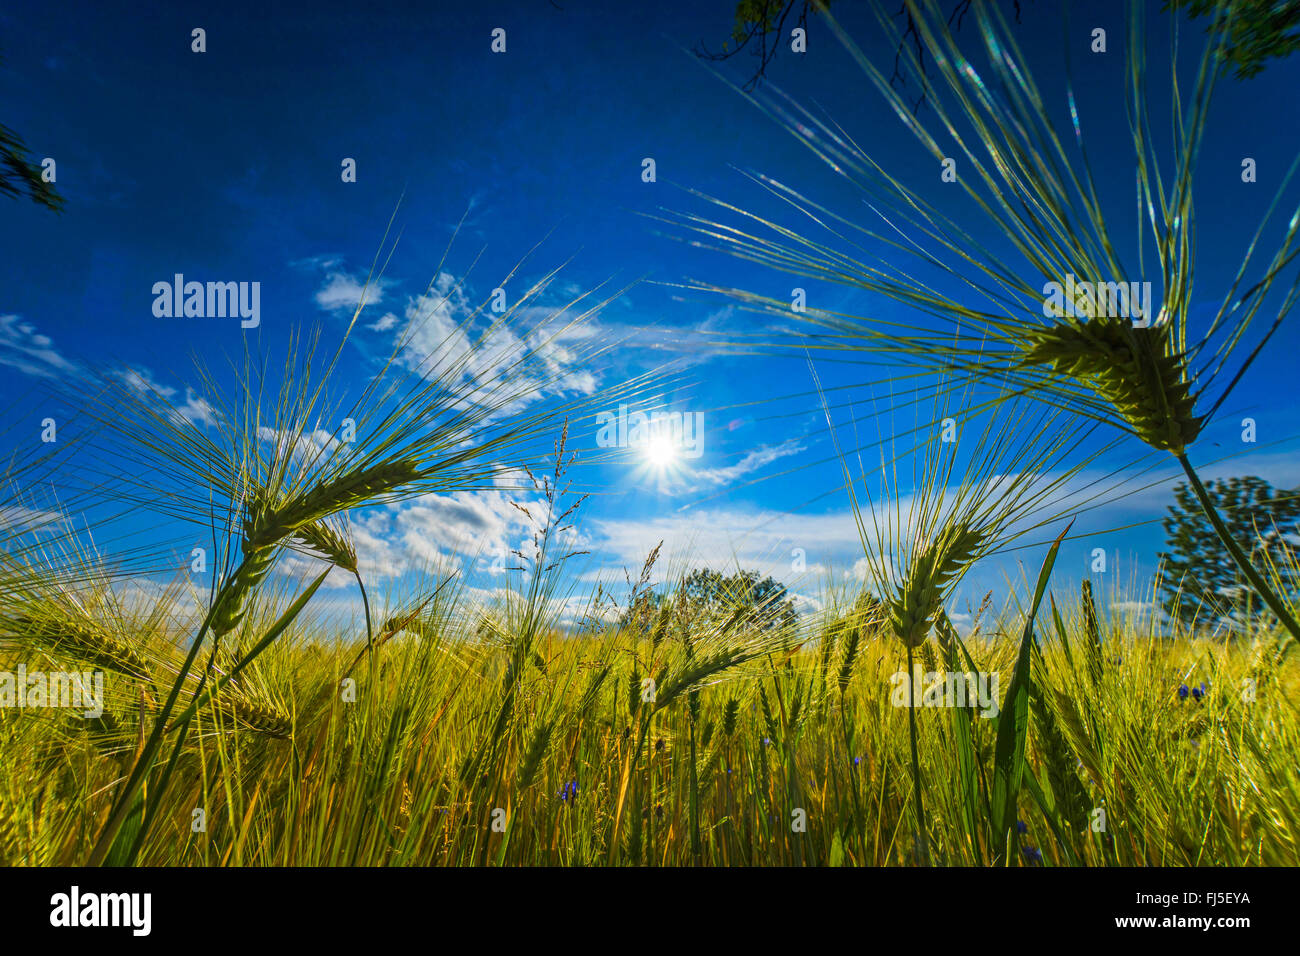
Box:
3, 0, 1299, 874
2, 496, 1297, 866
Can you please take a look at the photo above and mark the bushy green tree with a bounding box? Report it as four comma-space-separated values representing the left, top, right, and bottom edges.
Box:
698, 0, 1025, 106
1, 51, 64, 212
1166, 0, 1300, 79
680, 567, 798, 631
1160, 476, 1300, 630
621, 567, 799, 632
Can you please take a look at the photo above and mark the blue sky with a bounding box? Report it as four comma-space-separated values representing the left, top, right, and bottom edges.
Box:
3, 0, 1299, 629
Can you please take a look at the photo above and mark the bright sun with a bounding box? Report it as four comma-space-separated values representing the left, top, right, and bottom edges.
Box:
643, 433, 678, 468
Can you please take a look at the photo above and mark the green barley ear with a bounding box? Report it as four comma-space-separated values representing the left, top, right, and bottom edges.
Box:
918, 638, 937, 674
817, 620, 839, 677
935, 609, 958, 659
7, 613, 153, 683
220, 692, 292, 739
212, 463, 419, 637
1031, 684, 1092, 833
517, 719, 552, 789
889, 523, 987, 649
837, 624, 860, 695
628, 668, 642, 720
722, 696, 740, 738
1020, 317, 1202, 453
650, 598, 672, 651
0, 795, 28, 866
576, 664, 611, 721
1246, 636, 1283, 695
210, 540, 278, 639
272, 459, 423, 538
758, 684, 779, 741
656, 645, 751, 713
1081, 579, 1105, 687
1081, 579, 1101, 646
291, 519, 358, 574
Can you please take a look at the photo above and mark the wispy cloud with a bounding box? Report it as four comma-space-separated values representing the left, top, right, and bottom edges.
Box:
119, 368, 220, 428
0, 314, 79, 378
586, 504, 865, 588
691, 438, 807, 488
314, 270, 394, 314
276, 488, 548, 588
381, 271, 605, 415
596, 304, 737, 372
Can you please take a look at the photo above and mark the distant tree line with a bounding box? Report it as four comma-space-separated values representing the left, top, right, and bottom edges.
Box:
621, 567, 799, 633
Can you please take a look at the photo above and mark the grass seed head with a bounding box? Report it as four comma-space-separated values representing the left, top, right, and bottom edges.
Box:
890, 522, 987, 649
291, 520, 358, 574
221, 693, 293, 739
1020, 316, 1202, 453
7, 613, 152, 682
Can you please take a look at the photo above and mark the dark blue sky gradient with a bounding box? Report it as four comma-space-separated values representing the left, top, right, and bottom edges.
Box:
3, 0, 1298, 622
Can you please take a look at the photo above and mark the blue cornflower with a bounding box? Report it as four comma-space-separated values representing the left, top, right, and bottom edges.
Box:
853, 756, 862, 767
1191, 685, 1203, 700
1017, 820, 1028, 835
1022, 846, 1043, 865
1178, 684, 1189, 699
558, 780, 578, 802
763, 737, 772, 746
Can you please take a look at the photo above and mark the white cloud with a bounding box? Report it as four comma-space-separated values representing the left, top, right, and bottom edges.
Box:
256, 425, 340, 464
595, 305, 736, 372
315, 271, 393, 313
276, 487, 545, 589
290, 254, 343, 271
120, 367, 220, 428
1110, 600, 1156, 621
382, 272, 605, 415
692, 438, 807, 488
0, 504, 67, 534
175, 389, 220, 428
586, 504, 868, 590
0, 314, 78, 378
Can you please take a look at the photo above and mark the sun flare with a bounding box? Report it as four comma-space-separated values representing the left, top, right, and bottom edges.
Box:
643, 433, 678, 468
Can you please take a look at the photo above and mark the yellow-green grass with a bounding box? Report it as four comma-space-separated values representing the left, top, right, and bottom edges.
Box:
2, 579, 1295, 867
